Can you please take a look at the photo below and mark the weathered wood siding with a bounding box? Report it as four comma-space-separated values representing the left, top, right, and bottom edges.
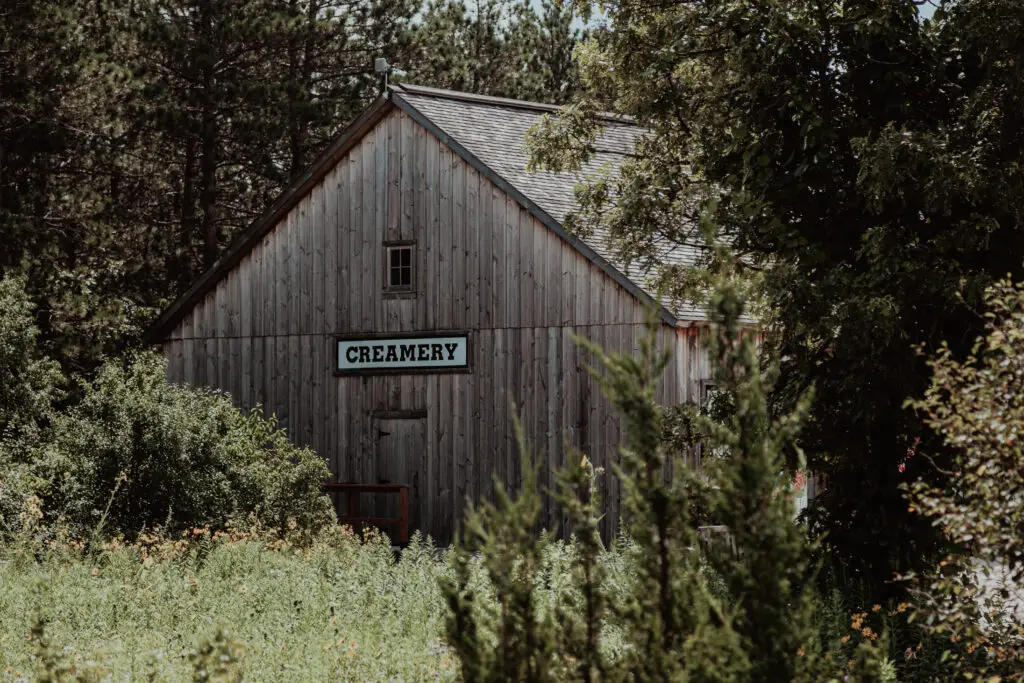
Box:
163, 108, 712, 543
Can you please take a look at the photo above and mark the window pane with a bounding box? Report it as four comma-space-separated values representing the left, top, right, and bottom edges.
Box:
385, 245, 414, 290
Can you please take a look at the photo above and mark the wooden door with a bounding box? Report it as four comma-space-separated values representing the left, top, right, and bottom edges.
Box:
373, 416, 426, 534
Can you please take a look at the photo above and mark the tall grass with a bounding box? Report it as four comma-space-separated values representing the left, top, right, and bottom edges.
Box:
0, 528, 454, 681
0, 528, 642, 681
0, 525, 936, 681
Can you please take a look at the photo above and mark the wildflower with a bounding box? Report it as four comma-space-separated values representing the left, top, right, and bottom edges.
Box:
871, 604, 881, 612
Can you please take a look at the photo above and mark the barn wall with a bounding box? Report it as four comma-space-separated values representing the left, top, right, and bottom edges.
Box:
163, 108, 713, 542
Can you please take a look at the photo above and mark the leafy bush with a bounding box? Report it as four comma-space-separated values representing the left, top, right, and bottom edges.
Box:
903, 279, 1024, 677
40, 352, 333, 539
0, 274, 62, 441
0, 274, 63, 538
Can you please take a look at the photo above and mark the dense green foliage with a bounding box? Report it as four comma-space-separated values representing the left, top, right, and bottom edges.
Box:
0, 276, 333, 541
41, 353, 334, 539
902, 280, 1024, 677
442, 267, 904, 681
409, 0, 585, 103
527, 0, 1024, 591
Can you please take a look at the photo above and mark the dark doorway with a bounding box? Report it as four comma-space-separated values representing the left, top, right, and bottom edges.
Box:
372, 415, 426, 533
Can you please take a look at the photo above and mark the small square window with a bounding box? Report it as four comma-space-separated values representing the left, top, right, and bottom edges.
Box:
385, 244, 414, 292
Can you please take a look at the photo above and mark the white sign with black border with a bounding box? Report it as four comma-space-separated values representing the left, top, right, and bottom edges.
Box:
336, 333, 470, 374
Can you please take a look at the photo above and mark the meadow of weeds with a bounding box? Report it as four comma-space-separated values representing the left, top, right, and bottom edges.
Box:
0, 526, 636, 682
0, 527, 458, 681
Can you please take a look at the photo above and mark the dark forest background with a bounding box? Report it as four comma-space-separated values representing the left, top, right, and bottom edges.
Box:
1, 0, 584, 376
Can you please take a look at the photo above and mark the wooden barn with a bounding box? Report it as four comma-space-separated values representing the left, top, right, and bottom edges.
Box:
145, 84, 714, 544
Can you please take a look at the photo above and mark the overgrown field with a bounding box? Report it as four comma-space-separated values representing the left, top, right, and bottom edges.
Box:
0, 529, 637, 682
0, 530, 458, 681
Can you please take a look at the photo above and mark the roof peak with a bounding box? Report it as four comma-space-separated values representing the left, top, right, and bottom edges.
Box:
389, 83, 635, 125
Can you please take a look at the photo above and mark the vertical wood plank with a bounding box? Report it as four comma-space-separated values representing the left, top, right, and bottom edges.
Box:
504, 197, 519, 329
275, 334, 290, 426
263, 337, 275, 421
289, 203, 303, 335
546, 327, 560, 530
491, 186, 505, 327
451, 157, 466, 329
277, 215, 290, 337
437, 372, 452, 538
519, 210, 535, 326
337, 157, 350, 331
324, 166, 338, 335
288, 334, 300, 441
312, 181, 325, 336
493, 330, 507, 491
322, 337, 335, 475
335, 377, 348, 481
373, 125, 387, 331
386, 112, 401, 243
204, 294, 216, 385
414, 122, 427, 323
303, 335, 315, 449
424, 375, 438, 536
545, 229, 561, 326
400, 112, 415, 241
438, 145, 452, 329
424, 133, 439, 328
465, 167, 480, 330
560, 234, 575, 326
251, 242, 264, 337
479, 177, 492, 328
240, 337, 252, 407
262, 234, 275, 338
362, 134, 376, 331
349, 144, 363, 332
574, 255, 588, 326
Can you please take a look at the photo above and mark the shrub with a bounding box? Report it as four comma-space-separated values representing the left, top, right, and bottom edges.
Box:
0, 274, 63, 538
41, 352, 333, 539
443, 262, 894, 682
903, 278, 1024, 677
0, 274, 62, 442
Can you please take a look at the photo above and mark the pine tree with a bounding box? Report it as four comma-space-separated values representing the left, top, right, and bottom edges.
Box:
0, 0, 158, 374
443, 269, 898, 680
406, 0, 582, 102
265, 0, 417, 180
510, 0, 585, 104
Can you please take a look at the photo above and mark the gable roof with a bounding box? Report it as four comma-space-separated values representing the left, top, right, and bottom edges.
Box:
146, 85, 704, 343
392, 85, 708, 321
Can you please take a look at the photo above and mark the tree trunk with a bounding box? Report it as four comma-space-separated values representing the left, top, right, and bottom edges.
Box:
199, 2, 219, 269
